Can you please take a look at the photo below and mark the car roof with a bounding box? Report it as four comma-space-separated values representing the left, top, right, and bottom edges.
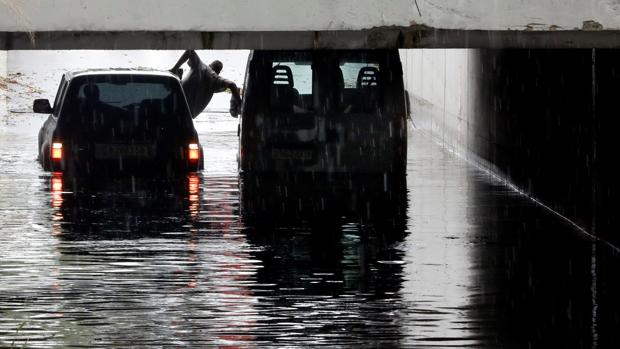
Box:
64, 68, 178, 81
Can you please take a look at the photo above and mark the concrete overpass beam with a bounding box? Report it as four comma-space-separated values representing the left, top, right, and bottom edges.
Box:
2, 1, 620, 49
6, 30, 620, 50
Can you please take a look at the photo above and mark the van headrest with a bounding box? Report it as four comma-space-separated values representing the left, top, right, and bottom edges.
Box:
357, 66, 379, 88
272, 65, 294, 88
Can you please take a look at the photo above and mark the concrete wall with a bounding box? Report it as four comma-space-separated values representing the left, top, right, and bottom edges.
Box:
3, 1, 620, 49
0, 51, 6, 117
402, 48, 620, 248
1, 0, 619, 32
401, 49, 474, 156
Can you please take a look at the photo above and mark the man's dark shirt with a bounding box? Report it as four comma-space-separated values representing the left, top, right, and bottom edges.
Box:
182, 54, 227, 118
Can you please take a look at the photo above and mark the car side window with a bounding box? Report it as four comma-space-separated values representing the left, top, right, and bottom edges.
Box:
52, 77, 67, 117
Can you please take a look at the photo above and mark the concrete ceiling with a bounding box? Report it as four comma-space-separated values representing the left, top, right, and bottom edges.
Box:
2, 0, 620, 49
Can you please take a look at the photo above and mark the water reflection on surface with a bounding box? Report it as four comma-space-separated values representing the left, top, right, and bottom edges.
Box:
1, 114, 619, 348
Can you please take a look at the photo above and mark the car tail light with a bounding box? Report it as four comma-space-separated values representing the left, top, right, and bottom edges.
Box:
51, 142, 63, 160
188, 143, 200, 161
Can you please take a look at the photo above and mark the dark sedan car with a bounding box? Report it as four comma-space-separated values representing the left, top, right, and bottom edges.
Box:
35, 69, 203, 176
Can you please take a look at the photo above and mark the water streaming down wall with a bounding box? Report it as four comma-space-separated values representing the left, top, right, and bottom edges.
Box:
402, 49, 620, 248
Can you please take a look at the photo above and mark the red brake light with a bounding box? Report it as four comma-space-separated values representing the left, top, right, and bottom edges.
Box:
51, 143, 63, 160
188, 143, 200, 161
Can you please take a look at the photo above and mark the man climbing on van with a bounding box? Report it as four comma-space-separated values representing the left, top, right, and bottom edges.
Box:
170, 50, 242, 118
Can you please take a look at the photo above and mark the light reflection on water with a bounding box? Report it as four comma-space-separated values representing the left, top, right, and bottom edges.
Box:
1, 112, 619, 348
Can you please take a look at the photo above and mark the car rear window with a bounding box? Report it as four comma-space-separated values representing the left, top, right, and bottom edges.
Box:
77, 81, 172, 109
60, 74, 191, 122
58, 74, 193, 141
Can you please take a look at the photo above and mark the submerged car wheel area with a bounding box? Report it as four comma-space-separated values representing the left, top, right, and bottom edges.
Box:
238, 50, 408, 224
35, 70, 204, 177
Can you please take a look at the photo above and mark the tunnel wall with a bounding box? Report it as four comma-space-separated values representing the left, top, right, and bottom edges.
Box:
402, 49, 620, 248
0, 51, 6, 117
401, 50, 476, 157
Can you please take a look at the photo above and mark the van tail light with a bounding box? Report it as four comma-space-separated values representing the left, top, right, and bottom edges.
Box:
188, 143, 200, 161
51, 142, 63, 161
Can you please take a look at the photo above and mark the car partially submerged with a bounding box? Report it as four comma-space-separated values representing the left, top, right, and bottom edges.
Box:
35, 69, 203, 176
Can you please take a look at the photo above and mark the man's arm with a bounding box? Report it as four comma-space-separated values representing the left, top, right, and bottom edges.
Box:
216, 77, 242, 117
221, 79, 241, 101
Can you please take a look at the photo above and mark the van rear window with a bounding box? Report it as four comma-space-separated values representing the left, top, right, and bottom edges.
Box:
270, 61, 314, 113
340, 62, 380, 88
250, 51, 399, 115
337, 60, 382, 113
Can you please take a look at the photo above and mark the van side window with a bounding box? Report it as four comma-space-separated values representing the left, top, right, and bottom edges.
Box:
337, 61, 382, 114
270, 62, 313, 113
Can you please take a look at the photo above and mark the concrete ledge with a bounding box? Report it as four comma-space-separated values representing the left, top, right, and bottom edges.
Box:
2, 0, 620, 32
4, 29, 620, 50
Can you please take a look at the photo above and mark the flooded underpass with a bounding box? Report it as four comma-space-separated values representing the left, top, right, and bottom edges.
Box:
1, 112, 619, 348
1, 49, 620, 348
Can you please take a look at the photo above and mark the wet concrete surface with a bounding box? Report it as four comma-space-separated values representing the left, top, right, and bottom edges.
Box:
0, 113, 619, 348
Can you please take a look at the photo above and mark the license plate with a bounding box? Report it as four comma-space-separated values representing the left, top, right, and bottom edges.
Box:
95, 144, 156, 159
272, 148, 314, 160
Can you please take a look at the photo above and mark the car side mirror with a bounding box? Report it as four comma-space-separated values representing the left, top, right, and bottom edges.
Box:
33, 99, 53, 114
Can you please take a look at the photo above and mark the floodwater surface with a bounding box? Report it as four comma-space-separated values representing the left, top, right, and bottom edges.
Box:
1, 112, 619, 348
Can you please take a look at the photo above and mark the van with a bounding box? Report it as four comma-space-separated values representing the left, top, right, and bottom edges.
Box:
238, 50, 407, 175
238, 50, 408, 225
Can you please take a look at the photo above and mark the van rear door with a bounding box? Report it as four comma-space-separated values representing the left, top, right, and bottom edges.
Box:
240, 50, 406, 174
241, 52, 321, 172
320, 50, 407, 173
